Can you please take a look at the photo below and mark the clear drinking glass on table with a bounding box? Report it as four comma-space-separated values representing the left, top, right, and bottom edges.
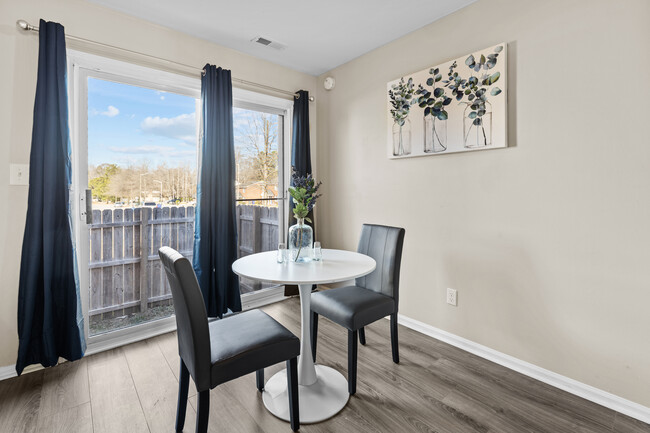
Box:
313, 241, 322, 261
277, 243, 287, 263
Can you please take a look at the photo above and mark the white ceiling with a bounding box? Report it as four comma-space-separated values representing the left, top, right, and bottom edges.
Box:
87, 0, 477, 76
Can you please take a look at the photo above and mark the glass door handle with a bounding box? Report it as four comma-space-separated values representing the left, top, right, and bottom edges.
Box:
80, 189, 92, 224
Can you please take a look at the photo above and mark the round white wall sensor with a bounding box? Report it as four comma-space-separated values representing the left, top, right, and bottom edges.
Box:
323, 77, 335, 91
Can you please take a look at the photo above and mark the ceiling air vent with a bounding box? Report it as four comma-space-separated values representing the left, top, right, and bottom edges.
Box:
254, 37, 272, 46
251, 36, 287, 51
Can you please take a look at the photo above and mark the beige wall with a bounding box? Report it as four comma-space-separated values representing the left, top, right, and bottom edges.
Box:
315, 0, 650, 407
0, 0, 317, 368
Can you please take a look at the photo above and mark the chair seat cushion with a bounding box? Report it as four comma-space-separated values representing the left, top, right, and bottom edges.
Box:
209, 309, 299, 387
311, 286, 396, 330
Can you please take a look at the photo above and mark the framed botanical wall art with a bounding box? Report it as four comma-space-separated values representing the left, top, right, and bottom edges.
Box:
387, 43, 507, 159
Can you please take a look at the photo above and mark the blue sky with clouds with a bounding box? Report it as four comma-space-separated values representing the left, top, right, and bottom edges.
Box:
87, 78, 279, 171
88, 78, 198, 169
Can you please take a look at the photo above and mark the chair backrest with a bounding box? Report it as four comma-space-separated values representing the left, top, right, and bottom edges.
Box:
158, 246, 212, 391
355, 224, 406, 307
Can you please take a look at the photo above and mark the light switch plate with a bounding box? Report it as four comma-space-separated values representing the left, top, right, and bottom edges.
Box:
10, 164, 29, 185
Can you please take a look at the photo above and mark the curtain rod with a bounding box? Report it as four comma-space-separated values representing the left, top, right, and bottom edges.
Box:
16, 19, 314, 102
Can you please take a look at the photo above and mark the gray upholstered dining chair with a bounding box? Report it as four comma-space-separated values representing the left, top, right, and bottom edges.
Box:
310, 224, 405, 395
159, 246, 300, 432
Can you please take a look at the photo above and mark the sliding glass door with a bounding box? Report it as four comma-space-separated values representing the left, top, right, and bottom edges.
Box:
84, 76, 199, 336
231, 91, 293, 307
69, 51, 293, 349
69, 51, 201, 348
233, 106, 284, 295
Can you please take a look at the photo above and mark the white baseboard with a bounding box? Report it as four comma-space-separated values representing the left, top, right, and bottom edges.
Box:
0, 362, 47, 381
0, 365, 14, 380
396, 313, 650, 424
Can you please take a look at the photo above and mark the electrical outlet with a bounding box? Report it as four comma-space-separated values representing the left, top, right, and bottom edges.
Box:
446, 288, 457, 306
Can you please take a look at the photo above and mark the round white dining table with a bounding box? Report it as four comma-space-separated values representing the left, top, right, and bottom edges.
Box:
232, 249, 376, 423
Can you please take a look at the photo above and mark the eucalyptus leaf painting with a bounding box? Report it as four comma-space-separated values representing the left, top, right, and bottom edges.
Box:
387, 43, 507, 159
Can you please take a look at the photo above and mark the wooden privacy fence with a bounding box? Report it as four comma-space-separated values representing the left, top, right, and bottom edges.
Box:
89, 206, 194, 319
236, 205, 280, 293
89, 204, 280, 319
236, 205, 280, 258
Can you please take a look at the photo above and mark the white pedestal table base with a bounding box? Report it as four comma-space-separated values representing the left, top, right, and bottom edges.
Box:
262, 364, 350, 423
232, 252, 376, 424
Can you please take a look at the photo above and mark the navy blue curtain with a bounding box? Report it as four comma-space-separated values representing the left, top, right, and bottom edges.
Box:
193, 65, 242, 317
289, 90, 313, 226
285, 90, 312, 295
16, 20, 85, 375
288, 90, 313, 225
291, 90, 312, 177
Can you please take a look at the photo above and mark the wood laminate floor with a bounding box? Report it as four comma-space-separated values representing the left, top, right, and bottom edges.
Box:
0, 297, 648, 433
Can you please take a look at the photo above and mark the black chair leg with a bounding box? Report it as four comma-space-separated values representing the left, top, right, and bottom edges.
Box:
359, 327, 366, 345
390, 313, 399, 364
287, 357, 300, 431
176, 359, 190, 432
196, 390, 210, 433
311, 312, 318, 362
256, 369, 264, 392
348, 330, 358, 395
